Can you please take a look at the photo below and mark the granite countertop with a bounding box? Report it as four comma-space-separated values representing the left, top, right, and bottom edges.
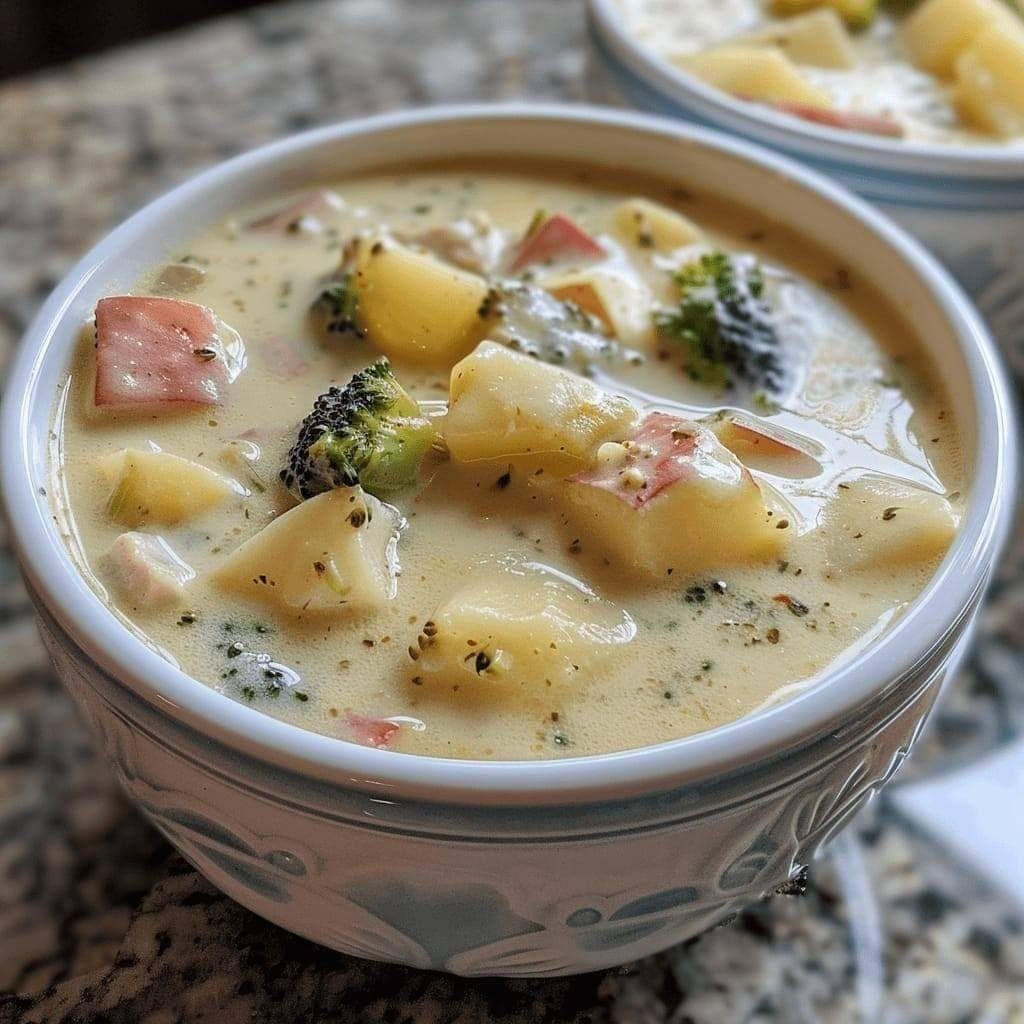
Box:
2, 2, 1023, 1020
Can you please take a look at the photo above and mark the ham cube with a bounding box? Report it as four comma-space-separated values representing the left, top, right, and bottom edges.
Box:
343, 711, 400, 749
764, 101, 905, 138
100, 532, 195, 608
710, 416, 823, 477
94, 296, 231, 409
246, 189, 344, 233
508, 214, 606, 273
573, 411, 701, 510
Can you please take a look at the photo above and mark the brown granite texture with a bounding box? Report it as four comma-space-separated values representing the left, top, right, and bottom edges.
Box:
1, 2, 1023, 1021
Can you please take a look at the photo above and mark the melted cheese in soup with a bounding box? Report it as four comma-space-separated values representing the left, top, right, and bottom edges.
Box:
52, 162, 963, 759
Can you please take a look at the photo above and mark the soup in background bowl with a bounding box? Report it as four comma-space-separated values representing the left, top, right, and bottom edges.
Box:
587, 0, 1024, 371
1, 107, 1015, 974
609, 0, 1024, 146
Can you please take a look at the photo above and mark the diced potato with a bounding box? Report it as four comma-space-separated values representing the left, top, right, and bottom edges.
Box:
212, 487, 399, 613
953, 24, 1024, 138
413, 562, 635, 694
542, 268, 655, 346
354, 238, 489, 367
101, 448, 243, 527
612, 198, 703, 252
741, 9, 856, 68
824, 475, 958, 573
566, 414, 785, 577
100, 532, 195, 608
770, 0, 877, 31
901, 0, 1013, 77
443, 342, 638, 471
679, 46, 832, 107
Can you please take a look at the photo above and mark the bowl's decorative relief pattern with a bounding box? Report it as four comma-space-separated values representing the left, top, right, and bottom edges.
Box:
34, 592, 962, 975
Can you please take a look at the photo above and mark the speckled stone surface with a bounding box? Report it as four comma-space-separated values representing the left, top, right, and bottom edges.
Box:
1, 2, 1023, 1020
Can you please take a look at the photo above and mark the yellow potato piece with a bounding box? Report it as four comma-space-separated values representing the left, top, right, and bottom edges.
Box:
612, 197, 703, 252
770, 0, 877, 31
542, 268, 655, 346
444, 341, 638, 471
679, 46, 832, 107
901, 0, 1013, 78
566, 429, 785, 579
825, 475, 958, 573
212, 487, 399, 613
101, 448, 242, 527
355, 238, 489, 368
741, 9, 857, 69
953, 24, 1024, 138
413, 562, 635, 695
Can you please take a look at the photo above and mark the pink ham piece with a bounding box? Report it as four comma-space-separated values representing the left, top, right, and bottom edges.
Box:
246, 189, 344, 233
94, 296, 229, 409
709, 416, 823, 478
343, 711, 400, 749
761, 101, 904, 139
99, 532, 196, 608
508, 213, 606, 273
571, 412, 701, 510
259, 334, 310, 381
711, 417, 811, 460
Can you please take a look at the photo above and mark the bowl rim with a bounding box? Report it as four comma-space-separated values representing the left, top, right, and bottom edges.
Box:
587, 0, 1024, 182
1, 103, 1017, 805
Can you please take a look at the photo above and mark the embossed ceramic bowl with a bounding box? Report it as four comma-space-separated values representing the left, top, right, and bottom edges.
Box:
1, 106, 1016, 977
586, 0, 1024, 364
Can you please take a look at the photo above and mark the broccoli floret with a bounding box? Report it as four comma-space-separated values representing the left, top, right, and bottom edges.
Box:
484, 281, 640, 370
281, 359, 435, 500
654, 250, 784, 394
311, 273, 364, 337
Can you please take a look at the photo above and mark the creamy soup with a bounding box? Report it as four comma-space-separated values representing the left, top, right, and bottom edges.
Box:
614, 0, 1024, 144
52, 163, 963, 759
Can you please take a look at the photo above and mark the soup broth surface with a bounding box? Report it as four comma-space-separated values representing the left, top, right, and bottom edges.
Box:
54, 162, 963, 759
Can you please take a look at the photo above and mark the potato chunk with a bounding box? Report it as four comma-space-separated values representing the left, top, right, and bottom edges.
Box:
566, 414, 784, 577
354, 238, 489, 367
741, 9, 856, 69
825, 475, 958, 573
953, 24, 1024, 138
212, 487, 399, 613
679, 46, 832, 107
542, 268, 655, 346
443, 342, 638, 471
612, 198, 703, 252
771, 0, 877, 30
413, 561, 635, 694
901, 0, 1012, 77
101, 448, 243, 527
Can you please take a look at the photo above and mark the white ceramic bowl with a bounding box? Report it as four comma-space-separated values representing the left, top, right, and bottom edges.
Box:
586, 0, 1024, 367
1, 106, 1016, 976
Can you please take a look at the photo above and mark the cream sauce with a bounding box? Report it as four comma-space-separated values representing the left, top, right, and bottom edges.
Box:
53, 164, 963, 759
